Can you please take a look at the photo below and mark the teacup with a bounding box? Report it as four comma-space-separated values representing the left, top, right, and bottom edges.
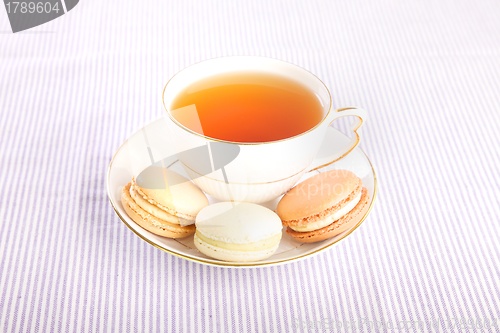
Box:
162, 56, 366, 203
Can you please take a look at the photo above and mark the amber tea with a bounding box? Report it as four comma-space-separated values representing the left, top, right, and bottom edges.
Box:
170, 72, 324, 143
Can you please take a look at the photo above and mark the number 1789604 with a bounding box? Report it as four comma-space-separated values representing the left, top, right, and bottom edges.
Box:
5, 2, 61, 14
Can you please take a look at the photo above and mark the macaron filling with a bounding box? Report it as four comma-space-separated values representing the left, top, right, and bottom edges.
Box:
288, 191, 362, 232
195, 230, 282, 251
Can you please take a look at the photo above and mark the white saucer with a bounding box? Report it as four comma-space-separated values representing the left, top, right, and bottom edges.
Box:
107, 117, 377, 267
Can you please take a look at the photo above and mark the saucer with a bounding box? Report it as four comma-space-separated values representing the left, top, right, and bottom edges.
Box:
107, 118, 377, 267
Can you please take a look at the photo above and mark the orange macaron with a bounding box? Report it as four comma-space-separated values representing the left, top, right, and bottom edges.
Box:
276, 169, 369, 243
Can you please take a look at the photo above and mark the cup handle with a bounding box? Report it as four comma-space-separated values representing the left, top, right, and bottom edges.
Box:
307, 107, 367, 172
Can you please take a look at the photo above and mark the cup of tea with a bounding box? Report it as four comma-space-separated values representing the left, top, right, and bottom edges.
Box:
162, 56, 366, 203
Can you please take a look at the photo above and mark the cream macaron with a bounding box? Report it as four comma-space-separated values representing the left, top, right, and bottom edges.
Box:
194, 202, 283, 262
121, 166, 209, 238
276, 169, 369, 243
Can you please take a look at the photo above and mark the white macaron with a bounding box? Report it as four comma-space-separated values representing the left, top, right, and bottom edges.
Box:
194, 202, 283, 262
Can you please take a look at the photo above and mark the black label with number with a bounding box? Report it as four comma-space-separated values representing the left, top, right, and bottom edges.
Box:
3, 0, 78, 33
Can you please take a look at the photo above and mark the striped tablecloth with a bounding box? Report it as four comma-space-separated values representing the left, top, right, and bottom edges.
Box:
1, 0, 499, 331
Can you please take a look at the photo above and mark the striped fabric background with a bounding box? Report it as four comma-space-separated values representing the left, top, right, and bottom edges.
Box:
1, 0, 499, 332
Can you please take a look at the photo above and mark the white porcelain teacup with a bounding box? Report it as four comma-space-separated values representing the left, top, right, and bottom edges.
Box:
162, 56, 366, 203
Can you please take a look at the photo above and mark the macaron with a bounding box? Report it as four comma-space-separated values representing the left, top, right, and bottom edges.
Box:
276, 169, 369, 243
194, 202, 283, 262
121, 166, 209, 238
